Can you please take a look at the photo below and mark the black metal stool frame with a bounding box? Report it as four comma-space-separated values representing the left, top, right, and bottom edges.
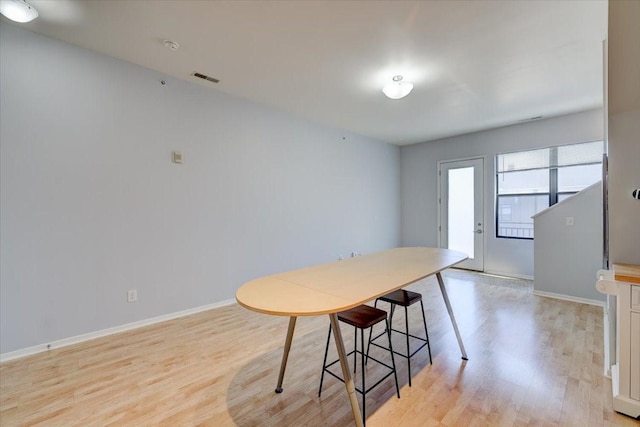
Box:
367, 297, 432, 387
319, 318, 400, 425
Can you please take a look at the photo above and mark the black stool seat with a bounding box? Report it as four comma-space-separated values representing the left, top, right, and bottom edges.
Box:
378, 289, 422, 306
338, 305, 387, 328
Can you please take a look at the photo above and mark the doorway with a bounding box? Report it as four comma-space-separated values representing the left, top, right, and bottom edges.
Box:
438, 157, 485, 271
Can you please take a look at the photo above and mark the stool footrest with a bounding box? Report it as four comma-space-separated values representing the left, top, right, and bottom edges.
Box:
370, 340, 429, 360
369, 296, 433, 387
319, 305, 401, 423
322, 349, 397, 395
371, 328, 430, 345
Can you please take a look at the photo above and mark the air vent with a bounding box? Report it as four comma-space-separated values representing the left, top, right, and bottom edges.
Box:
519, 115, 543, 122
193, 72, 220, 84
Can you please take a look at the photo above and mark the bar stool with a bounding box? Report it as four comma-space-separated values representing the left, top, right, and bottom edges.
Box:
318, 305, 400, 425
368, 289, 431, 386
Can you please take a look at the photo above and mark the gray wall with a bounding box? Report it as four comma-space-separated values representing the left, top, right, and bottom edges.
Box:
533, 182, 604, 302
400, 109, 604, 278
0, 24, 400, 354
608, 1, 640, 266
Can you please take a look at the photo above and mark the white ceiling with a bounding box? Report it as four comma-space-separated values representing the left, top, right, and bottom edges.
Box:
16, 0, 608, 145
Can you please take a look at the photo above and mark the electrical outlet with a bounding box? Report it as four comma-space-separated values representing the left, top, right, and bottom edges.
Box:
566, 216, 575, 226
127, 289, 137, 303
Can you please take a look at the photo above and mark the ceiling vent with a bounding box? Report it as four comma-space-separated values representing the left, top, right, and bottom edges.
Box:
519, 115, 543, 122
193, 72, 220, 84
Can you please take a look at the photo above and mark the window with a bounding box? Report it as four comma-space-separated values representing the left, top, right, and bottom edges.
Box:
496, 141, 603, 239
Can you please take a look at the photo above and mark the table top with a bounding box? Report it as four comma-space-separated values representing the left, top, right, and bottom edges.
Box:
613, 263, 640, 285
236, 247, 468, 316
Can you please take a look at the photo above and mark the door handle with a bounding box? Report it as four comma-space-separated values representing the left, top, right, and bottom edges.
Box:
474, 229, 483, 234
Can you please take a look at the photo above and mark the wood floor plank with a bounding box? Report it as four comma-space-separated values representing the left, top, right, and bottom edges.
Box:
1, 270, 638, 426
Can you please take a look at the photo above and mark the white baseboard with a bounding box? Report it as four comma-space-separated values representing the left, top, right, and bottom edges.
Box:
611, 364, 640, 417
532, 290, 605, 307
0, 298, 236, 363
483, 270, 534, 281
603, 306, 611, 378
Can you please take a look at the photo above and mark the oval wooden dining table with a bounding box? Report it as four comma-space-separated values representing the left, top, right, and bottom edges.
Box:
236, 247, 468, 427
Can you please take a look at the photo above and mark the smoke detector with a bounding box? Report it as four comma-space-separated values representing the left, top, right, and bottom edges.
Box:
163, 40, 179, 52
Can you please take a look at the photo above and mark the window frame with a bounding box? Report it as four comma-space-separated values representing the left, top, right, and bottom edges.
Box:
495, 142, 603, 240
495, 193, 548, 239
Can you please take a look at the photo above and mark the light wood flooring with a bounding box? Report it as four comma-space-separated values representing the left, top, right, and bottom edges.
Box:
1, 270, 638, 426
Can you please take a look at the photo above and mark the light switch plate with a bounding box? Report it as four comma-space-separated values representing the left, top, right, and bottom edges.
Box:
172, 151, 183, 164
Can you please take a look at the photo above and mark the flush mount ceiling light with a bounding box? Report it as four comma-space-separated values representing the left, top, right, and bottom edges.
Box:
0, 0, 39, 23
382, 75, 414, 100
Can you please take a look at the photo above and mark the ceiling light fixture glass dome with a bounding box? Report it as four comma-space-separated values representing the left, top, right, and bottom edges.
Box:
0, 0, 39, 23
382, 75, 413, 100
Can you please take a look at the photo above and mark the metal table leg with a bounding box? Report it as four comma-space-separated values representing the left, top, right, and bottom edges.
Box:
275, 316, 297, 393
329, 313, 364, 427
436, 272, 468, 360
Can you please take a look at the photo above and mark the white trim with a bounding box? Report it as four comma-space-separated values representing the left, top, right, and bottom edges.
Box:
483, 269, 534, 281
611, 364, 640, 417
530, 181, 602, 219
437, 155, 487, 248
437, 156, 487, 271
0, 298, 236, 363
603, 305, 611, 378
438, 154, 489, 165
532, 290, 605, 307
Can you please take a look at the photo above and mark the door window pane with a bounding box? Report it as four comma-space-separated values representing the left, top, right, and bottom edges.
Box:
448, 167, 474, 258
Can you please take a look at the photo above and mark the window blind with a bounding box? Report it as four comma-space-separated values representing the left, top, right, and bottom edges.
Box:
497, 141, 603, 173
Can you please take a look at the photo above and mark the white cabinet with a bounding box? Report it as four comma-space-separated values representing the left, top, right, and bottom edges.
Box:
631, 310, 639, 400
596, 264, 640, 418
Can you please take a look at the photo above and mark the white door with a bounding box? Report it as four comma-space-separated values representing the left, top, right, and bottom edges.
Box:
439, 158, 484, 271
